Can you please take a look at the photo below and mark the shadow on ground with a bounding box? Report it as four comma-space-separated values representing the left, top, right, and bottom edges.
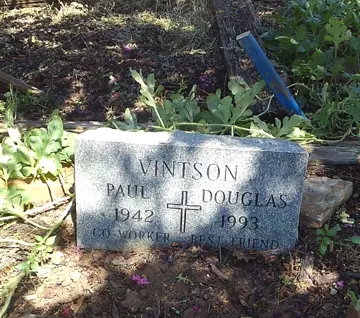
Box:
0, 0, 224, 122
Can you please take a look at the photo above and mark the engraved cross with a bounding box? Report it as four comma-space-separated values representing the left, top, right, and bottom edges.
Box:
167, 191, 202, 233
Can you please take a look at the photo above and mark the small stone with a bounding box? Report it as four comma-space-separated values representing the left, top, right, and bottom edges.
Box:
70, 271, 81, 281
323, 303, 334, 312
110, 255, 125, 266
300, 177, 353, 228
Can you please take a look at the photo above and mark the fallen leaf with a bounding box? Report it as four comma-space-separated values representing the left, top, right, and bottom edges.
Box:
209, 263, 229, 280
233, 250, 256, 262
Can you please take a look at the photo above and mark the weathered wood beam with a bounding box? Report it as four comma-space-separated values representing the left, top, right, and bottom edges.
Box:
0, 120, 359, 166
0, 71, 44, 95
212, 0, 260, 83
0, 120, 105, 135
303, 142, 360, 166
211, 0, 280, 114
0, 0, 47, 9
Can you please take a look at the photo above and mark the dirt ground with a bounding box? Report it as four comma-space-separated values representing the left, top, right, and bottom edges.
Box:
0, 0, 226, 122
1, 0, 360, 317
0, 165, 359, 318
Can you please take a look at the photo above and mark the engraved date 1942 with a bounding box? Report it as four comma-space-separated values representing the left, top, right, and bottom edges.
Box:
115, 208, 154, 223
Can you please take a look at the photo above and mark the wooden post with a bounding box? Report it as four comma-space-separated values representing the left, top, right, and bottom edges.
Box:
211, 0, 280, 114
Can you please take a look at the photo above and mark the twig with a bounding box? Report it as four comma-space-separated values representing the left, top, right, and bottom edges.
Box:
155, 292, 161, 318
43, 196, 75, 241
342, 271, 360, 280
41, 173, 55, 202
12, 212, 51, 230
0, 271, 26, 317
0, 196, 70, 222
58, 173, 72, 196
0, 239, 35, 247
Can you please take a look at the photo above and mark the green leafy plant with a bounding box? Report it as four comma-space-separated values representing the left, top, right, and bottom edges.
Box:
0, 89, 75, 217
347, 236, 360, 245
316, 224, 341, 256
176, 273, 194, 285
112, 70, 320, 143
15, 235, 58, 273
335, 207, 354, 225
263, 0, 360, 140
281, 276, 293, 287
347, 291, 360, 312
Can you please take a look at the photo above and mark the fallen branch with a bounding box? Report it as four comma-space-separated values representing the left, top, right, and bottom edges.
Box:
0, 196, 70, 222
0, 70, 44, 95
0, 239, 35, 247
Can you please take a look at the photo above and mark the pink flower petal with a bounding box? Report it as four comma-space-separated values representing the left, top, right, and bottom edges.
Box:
193, 305, 200, 312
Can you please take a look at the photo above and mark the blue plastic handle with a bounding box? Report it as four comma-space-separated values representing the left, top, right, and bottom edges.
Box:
236, 31, 307, 118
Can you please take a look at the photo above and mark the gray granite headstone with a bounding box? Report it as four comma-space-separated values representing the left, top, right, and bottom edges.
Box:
75, 129, 308, 252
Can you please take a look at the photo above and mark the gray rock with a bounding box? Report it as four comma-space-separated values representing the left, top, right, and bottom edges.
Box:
300, 177, 353, 228
75, 129, 308, 252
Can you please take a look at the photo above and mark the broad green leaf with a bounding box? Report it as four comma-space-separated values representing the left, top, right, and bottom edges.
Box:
348, 102, 360, 122
36, 245, 47, 251
350, 36, 360, 51
10, 170, 24, 179
228, 80, 247, 96
249, 116, 272, 137
206, 93, 221, 112
30, 261, 39, 272
330, 58, 345, 77
179, 99, 199, 122
124, 108, 139, 129
15, 262, 29, 271
7, 127, 21, 141
325, 17, 351, 47
327, 224, 341, 236
319, 243, 328, 256
26, 135, 43, 160
21, 190, 33, 205
234, 81, 265, 110
231, 106, 253, 124
130, 69, 143, 85
210, 96, 233, 124
61, 131, 76, 148
16, 145, 33, 165
47, 115, 63, 141
2, 138, 17, 155
146, 73, 156, 94
38, 154, 61, 176
35, 235, 44, 242
323, 236, 331, 245
22, 166, 33, 177
45, 236, 57, 246
350, 236, 360, 245
156, 100, 176, 127
45, 141, 61, 155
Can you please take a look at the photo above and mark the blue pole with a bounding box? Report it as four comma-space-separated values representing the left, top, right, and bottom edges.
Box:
236, 31, 307, 118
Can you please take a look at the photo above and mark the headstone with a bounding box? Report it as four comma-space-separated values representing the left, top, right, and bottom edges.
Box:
75, 129, 308, 252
